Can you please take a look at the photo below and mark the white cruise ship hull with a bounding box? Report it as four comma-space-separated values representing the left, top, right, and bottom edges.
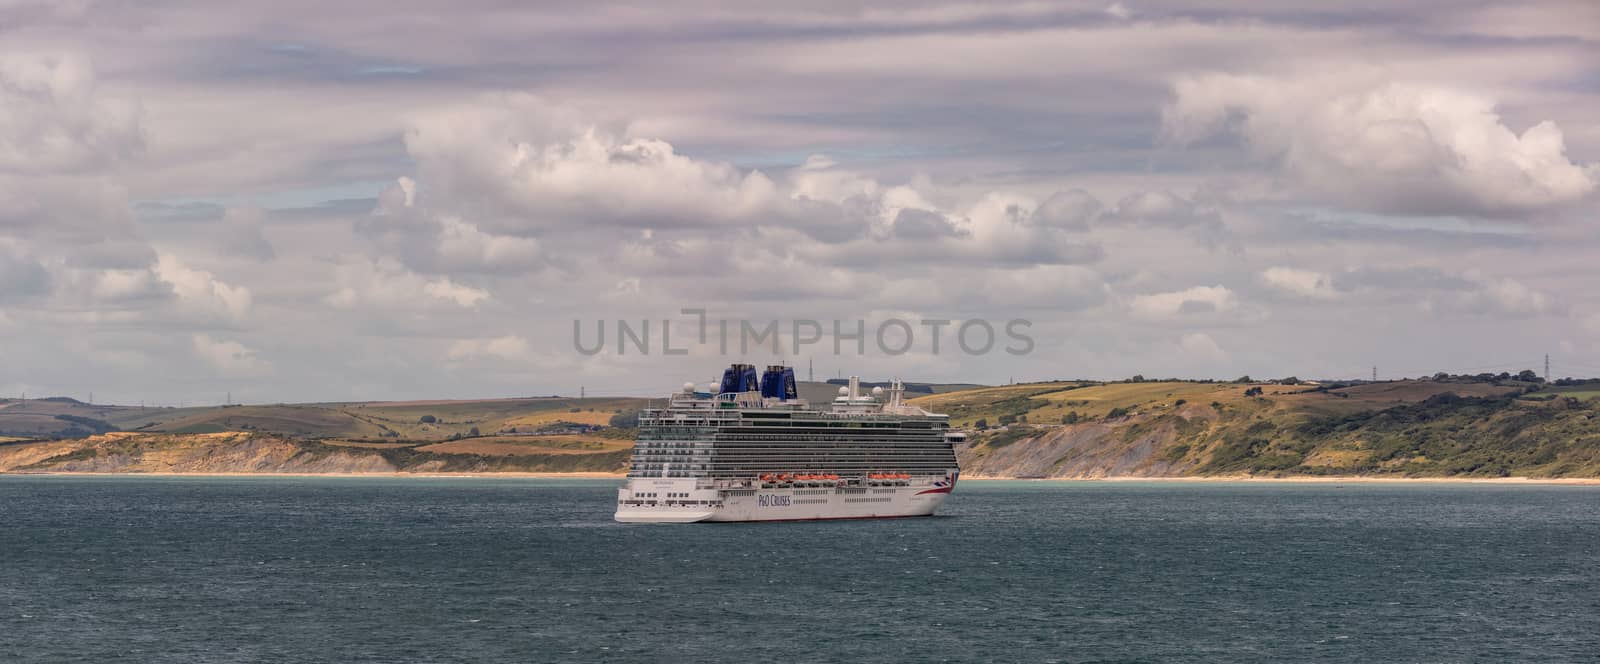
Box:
615, 477, 953, 523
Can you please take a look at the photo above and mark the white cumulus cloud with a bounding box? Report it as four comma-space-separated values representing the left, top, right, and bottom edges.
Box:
1130, 285, 1237, 319
1163, 72, 1596, 217
323, 257, 489, 309
154, 254, 252, 321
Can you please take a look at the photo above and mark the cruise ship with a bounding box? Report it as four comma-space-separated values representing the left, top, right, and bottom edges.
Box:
615, 364, 962, 523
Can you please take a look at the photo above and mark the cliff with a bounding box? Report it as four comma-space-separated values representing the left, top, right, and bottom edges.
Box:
948, 382, 1600, 478
0, 432, 629, 474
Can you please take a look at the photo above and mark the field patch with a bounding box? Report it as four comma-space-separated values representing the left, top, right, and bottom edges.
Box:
418, 435, 629, 456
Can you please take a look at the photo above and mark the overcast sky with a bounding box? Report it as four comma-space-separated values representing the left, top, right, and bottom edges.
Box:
2, 0, 1598, 404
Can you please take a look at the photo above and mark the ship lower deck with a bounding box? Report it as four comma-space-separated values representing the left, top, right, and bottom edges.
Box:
615, 477, 955, 523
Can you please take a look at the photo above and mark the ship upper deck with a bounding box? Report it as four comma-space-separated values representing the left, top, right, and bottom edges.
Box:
627, 377, 958, 480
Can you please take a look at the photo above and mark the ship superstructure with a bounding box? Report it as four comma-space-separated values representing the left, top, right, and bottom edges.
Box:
614, 364, 961, 523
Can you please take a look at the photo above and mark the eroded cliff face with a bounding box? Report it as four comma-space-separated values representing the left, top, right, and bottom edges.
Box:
958, 405, 1216, 478
0, 433, 398, 474
0, 431, 630, 474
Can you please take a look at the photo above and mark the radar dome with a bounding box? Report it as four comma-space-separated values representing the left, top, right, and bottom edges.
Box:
871, 386, 884, 396
838, 386, 850, 396
682, 382, 696, 393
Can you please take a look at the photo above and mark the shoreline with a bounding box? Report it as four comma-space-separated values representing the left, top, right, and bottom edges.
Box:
5, 471, 1600, 485
2, 471, 629, 479
960, 475, 1600, 485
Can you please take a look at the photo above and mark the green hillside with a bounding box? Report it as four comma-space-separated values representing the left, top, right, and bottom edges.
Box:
0, 397, 647, 441
945, 379, 1600, 478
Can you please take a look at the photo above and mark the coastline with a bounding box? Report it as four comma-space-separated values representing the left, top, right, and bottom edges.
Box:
2, 471, 629, 479
5, 471, 1600, 485
960, 474, 1600, 485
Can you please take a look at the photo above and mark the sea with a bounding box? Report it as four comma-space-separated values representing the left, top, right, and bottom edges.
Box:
2, 476, 1597, 663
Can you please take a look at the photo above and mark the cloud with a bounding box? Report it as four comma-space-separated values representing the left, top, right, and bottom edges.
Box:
192, 334, 269, 374
1260, 266, 1336, 298
1031, 190, 1102, 231
323, 257, 489, 310
88, 267, 168, 303
0, 53, 143, 174
1456, 273, 1554, 316
2, 5, 1599, 402
1163, 72, 1596, 217
890, 208, 965, 239
359, 177, 545, 274
1130, 285, 1237, 319
422, 279, 490, 307
405, 94, 776, 233
154, 254, 252, 321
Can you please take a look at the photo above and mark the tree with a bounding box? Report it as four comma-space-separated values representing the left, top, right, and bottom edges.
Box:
1244, 386, 1264, 397
1234, 375, 1252, 383
1516, 369, 1543, 383
467, 426, 481, 437
609, 411, 640, 428
418, 415, 436, 424
1129, 374, 1146, 383
1280, 376, 1300, 385
1105, 407, 1129, 419
1062, 411, 1080, 425
974, 418, 989, 430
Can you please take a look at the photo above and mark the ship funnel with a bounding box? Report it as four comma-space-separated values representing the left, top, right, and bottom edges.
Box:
720, 363, 760, 394
760, 365, 798, 401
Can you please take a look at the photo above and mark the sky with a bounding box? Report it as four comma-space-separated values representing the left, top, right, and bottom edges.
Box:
1, 0, 1598, 404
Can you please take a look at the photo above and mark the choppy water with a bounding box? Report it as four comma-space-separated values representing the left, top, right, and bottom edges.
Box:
2, 477, 1598, 663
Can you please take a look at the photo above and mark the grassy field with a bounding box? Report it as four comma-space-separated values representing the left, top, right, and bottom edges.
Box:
912, 379, 1528, 428
417, 435, 631, 457
0, 396, 649, 441
909, 381, 1313, 427
1536, 385, 1600, 401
